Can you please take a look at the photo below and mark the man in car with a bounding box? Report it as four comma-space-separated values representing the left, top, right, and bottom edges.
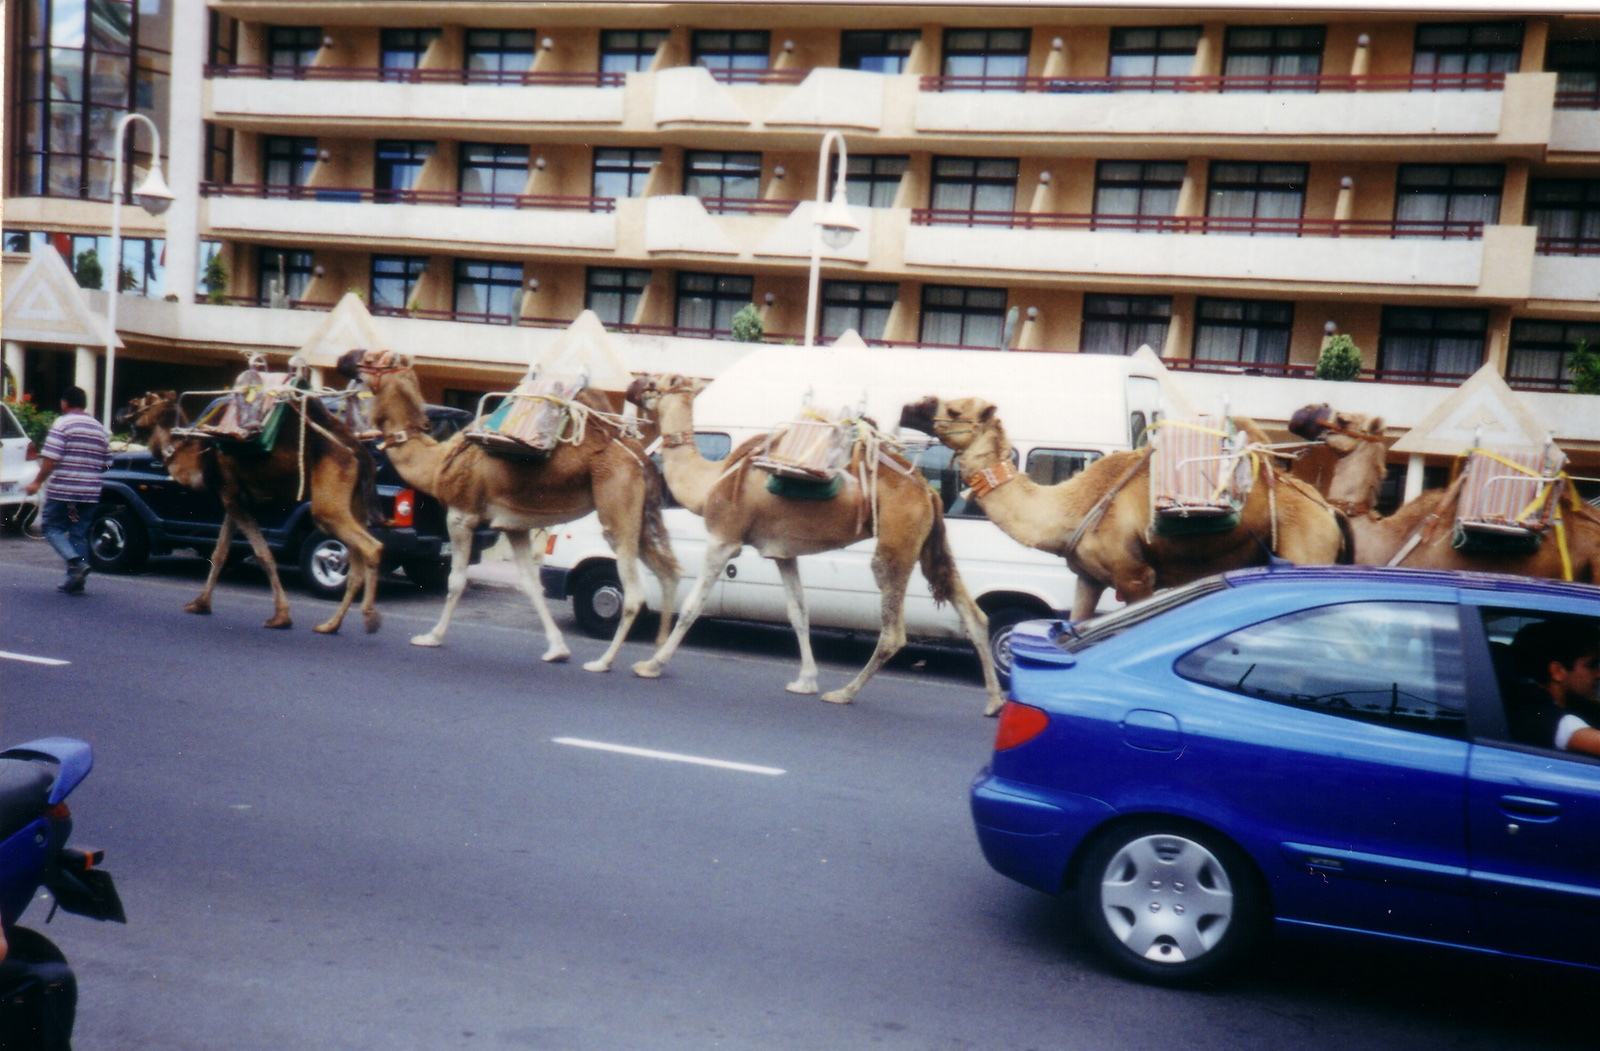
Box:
24, 386, 112, 595
1507, 618, 1600, 757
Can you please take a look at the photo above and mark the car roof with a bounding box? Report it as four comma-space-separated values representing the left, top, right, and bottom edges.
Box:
1222, 564, 1600, 603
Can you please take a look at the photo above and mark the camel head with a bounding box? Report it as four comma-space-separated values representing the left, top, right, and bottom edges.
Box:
898, 396, 999, 454
1289, 403, 1385, 455
337, 349, 429, 435
116, 390, 179, 440
624, 374, 707, 417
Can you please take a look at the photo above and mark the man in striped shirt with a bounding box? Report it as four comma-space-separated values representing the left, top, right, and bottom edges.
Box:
24, 387, 112, 594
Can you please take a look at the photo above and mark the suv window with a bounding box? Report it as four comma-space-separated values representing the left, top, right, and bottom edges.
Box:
1176, 602, 1468, 737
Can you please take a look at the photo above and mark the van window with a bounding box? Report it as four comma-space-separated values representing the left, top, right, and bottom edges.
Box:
905, 442, 996, 519
1026, 448, 1101, 485
652, 432, 731, 510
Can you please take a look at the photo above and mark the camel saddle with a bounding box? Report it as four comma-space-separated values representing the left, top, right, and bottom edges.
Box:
466, 374, 586, 460
752, 408, 856, 484
1452, 445, 1566, 555
1147, 416, 1252, 537
175, 369, 309, 454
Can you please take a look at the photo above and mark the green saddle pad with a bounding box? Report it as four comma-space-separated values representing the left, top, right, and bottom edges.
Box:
1149, 510, 1241, 538
766, 473, 844, 500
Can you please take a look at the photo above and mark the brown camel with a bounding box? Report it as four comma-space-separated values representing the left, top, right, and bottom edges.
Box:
336, 349, 679, 671
1289, 403, 1600, 582
625, 374, 1006, 715
115, 389, 385, 633
899, 396, 1352, 621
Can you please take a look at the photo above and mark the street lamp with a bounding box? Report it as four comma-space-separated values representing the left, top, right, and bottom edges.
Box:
804, 130, 860, 349
103, 112, 174, 428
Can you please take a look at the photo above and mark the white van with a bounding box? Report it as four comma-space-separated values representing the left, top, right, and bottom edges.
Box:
540, 345, 1163, 681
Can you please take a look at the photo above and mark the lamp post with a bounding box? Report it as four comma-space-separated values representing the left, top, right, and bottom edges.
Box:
804, 130, 861, 349
103, 112, 174, 428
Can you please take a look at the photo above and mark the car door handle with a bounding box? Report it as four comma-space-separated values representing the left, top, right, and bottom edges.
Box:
1499, 795, 1561, 820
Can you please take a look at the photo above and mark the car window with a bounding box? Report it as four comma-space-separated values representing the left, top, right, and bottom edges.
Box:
1175, 602, 1468, 738
1026, 447, 1101, 486
1479, 608, 1600, 754
1, 406, 25, 441
651, 432, 731, 510
904, 442, 995, 519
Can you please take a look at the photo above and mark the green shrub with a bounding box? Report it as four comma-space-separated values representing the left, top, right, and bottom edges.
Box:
730, 303, 764, 343
74, 248, 103, 290
5, 396, 58, 448
1316, 333, 1362, 381
203, 252, 229, 304
1571, 339, 1600, 395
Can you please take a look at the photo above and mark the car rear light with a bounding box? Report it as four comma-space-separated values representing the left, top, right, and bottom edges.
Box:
392, 488, 415, 528
45, 802, 70, 821
26, 441, 38, 461
993, 702, 1049, 751
545, 533, 558, 555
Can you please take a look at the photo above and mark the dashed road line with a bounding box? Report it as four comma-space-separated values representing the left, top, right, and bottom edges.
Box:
0, 651, 69, 666
552, 736, 785, 776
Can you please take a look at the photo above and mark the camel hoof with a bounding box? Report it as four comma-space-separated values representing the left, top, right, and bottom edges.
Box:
632, 660, 663, 679
313, 620, 340, 635
410, 633, 443, 648
984, 697, 1005, 718
263, 616, 292, 630
820, 689, 853, 705
184, 601, 211, 615
363, 611, 382, 635
582, 659, 612, 673
542, 647, 571, 664
785, 679, 819, 695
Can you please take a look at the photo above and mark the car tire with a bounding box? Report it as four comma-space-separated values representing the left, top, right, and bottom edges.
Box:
298, 530, 350, 601
985, 605, 1045, 687
3, 926, 66, 965
87, 504, 149, 574
571, 564, 625, 639
403, 556, 451, 593
1077, 820, 1262, 986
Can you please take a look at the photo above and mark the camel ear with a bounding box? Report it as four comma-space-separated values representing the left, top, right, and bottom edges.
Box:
334, 349, 365, 379
1368, 417, 1385, 435
979, 404, 998, 424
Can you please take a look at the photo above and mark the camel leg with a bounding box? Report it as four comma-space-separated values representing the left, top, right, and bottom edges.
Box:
821, 551, 913, 706
239, 518, 294, 629
506, 530, 571, 663
640, 528, 680, 648
184, 516, 234, 616
633, 539, 739, 679
586, 498, 651, 673
1071, 576, 1107, 622
947, 577, 1006, 717
775, 557, 820, 695
410, 510, 478, 648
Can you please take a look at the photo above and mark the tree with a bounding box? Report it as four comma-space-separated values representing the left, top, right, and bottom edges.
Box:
730, 302, 764, 343
73, 248, 103, 290
1316, 334, 1362, 381
1571, 339, 1600, 395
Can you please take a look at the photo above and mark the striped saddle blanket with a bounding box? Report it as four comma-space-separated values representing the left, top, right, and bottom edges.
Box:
1149, 416, 1251, 521
179, 371, 304, 449
1455, 447, 1566, 537
466, 375, 586, 456
751, 409, 857, 482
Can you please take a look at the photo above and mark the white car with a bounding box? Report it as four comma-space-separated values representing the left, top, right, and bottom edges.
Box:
0, 401, 41, 511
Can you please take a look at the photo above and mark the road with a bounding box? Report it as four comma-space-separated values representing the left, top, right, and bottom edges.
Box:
0, 534, 1591, 1050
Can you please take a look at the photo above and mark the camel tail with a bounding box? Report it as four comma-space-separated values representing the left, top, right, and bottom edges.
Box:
918, 491, 961, 607
1335, 510, 1355, 565
639, 454, 681, 578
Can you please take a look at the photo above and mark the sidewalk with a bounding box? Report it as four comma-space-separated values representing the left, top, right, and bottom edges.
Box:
465, 536, 524, 590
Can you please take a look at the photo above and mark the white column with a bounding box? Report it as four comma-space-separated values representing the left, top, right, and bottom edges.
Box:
161, 0, 208, 302
3, 342, 23, 399
1403, 453, 1426, 504
75, 347, 99, 415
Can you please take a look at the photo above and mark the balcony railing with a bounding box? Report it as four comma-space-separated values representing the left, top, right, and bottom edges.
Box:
1555, 85, 1600, 109
911, 209, 1486, 240
695, 197, 802, 217
1160, 357, 1478, 387
201, 182, 616, 213
192, 294, 332, 311
704, 68, 811, 85
205, 64, 626, 87
919, 72, 1507, 94
1535, 235, 1600, 256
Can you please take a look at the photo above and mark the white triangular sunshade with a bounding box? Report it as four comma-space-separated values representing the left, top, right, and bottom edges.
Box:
530, 310, 635, 392
1390, 363, 1551, 455
0, 245, 121, 348
297, 292, 390, 368
1131, 344, 1197, 417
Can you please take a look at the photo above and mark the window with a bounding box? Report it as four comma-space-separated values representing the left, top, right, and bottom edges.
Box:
1082, 295, 1172, 356
675, 273, 755, 335
821, 281, 897, 341
683, 151, 761, 201
1026, 448, 1102, 486
205, 122, 233, 184
1547, 40, 1600, 104
381, 29, 440, 80
453, 259, 523, 320
692, 30, 771, 72
1377, 306, 1487, 381
267, 26, 321, 69
1093, 161, 1185, 230
1413, 21, 1522, 77
258, 247, 313, 304
1193, 298, 1293, 366
1175, 602, 1468, 738
930, 157, 1019, 220
1395, 164, 1502, 236
908, 443, 1000, 518
920, 285, 1008, 348
942, 28, 1030, 84
1206, 162, 1307, 234
833, 155, 909, 209
586, 268, 651, 327
1222, 25, 1324, 87
460, 143, 528, 205
1480, 610, 1600, 748
592, 148, 660, 199
374, 141, 434, 202
264, 136, 317, 188
1507, 319, 1600, 392
1527, 179, 1600, 254
1109, 26, 1202, 80
370, 255, 428, 312
600, 30, 669, 74
466, 30, 536, 80
840, 30, 920, 73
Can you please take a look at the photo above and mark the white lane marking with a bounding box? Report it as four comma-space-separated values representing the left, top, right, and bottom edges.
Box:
0, 651, 69, 667
552, 737, 785, 777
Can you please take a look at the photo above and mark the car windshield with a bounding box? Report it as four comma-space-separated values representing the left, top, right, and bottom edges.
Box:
1061, 576, 1229, 653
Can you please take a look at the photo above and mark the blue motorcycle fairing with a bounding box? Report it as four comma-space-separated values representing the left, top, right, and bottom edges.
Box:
0, 739, 93, 805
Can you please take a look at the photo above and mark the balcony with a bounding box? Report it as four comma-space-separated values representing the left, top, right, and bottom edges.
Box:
201, 184, 617, 252
914, 71, 1552, 150
903, 212, 1535, 296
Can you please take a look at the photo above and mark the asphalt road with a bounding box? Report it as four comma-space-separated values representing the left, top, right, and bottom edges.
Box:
0, 533, 1592, 1050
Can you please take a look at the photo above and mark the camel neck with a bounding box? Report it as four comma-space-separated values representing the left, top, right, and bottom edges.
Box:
654, 394, 720, 515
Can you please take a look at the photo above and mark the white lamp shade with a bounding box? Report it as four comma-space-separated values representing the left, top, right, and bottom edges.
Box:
133, 166, 174, 216
817, 188, 859, 250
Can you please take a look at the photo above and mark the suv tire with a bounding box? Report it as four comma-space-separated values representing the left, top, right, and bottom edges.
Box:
298, 530, 350, 600
87, 504, 149, 574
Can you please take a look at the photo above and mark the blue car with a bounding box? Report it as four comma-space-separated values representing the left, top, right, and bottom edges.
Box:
973, 566, 1600, 984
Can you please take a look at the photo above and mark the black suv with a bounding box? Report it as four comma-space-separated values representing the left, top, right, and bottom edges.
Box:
87, 405, 497, 598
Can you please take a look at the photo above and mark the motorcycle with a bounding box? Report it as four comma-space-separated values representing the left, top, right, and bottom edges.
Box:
0, 738, 125, 1050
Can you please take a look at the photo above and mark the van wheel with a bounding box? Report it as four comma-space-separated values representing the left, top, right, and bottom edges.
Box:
88, 504, 149, 573
985, 605, 1043, 686
571, 565, 624, 639
298, 531, 350, 600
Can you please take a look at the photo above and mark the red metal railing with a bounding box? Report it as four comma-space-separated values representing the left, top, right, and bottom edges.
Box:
1555, 86, 1600, 109
1159, 357, 1479, 387
1535, 236, 1600, 256
911, 208, 1486, 240
205, 64, 625, 87
201, 182, 616, 213
695, 197, 802, 216
704, 68, 810, 85
920, 72, 1507, 94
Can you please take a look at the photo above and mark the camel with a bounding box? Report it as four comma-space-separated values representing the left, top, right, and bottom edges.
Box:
899, 396, 1352, 621
624, 374, 1006, 715
1289, 403, 1600, 582
115, 389, 385, 634
335, 349, 679, 671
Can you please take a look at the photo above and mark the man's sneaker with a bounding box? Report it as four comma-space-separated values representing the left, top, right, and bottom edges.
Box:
58, 563, 89, 595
